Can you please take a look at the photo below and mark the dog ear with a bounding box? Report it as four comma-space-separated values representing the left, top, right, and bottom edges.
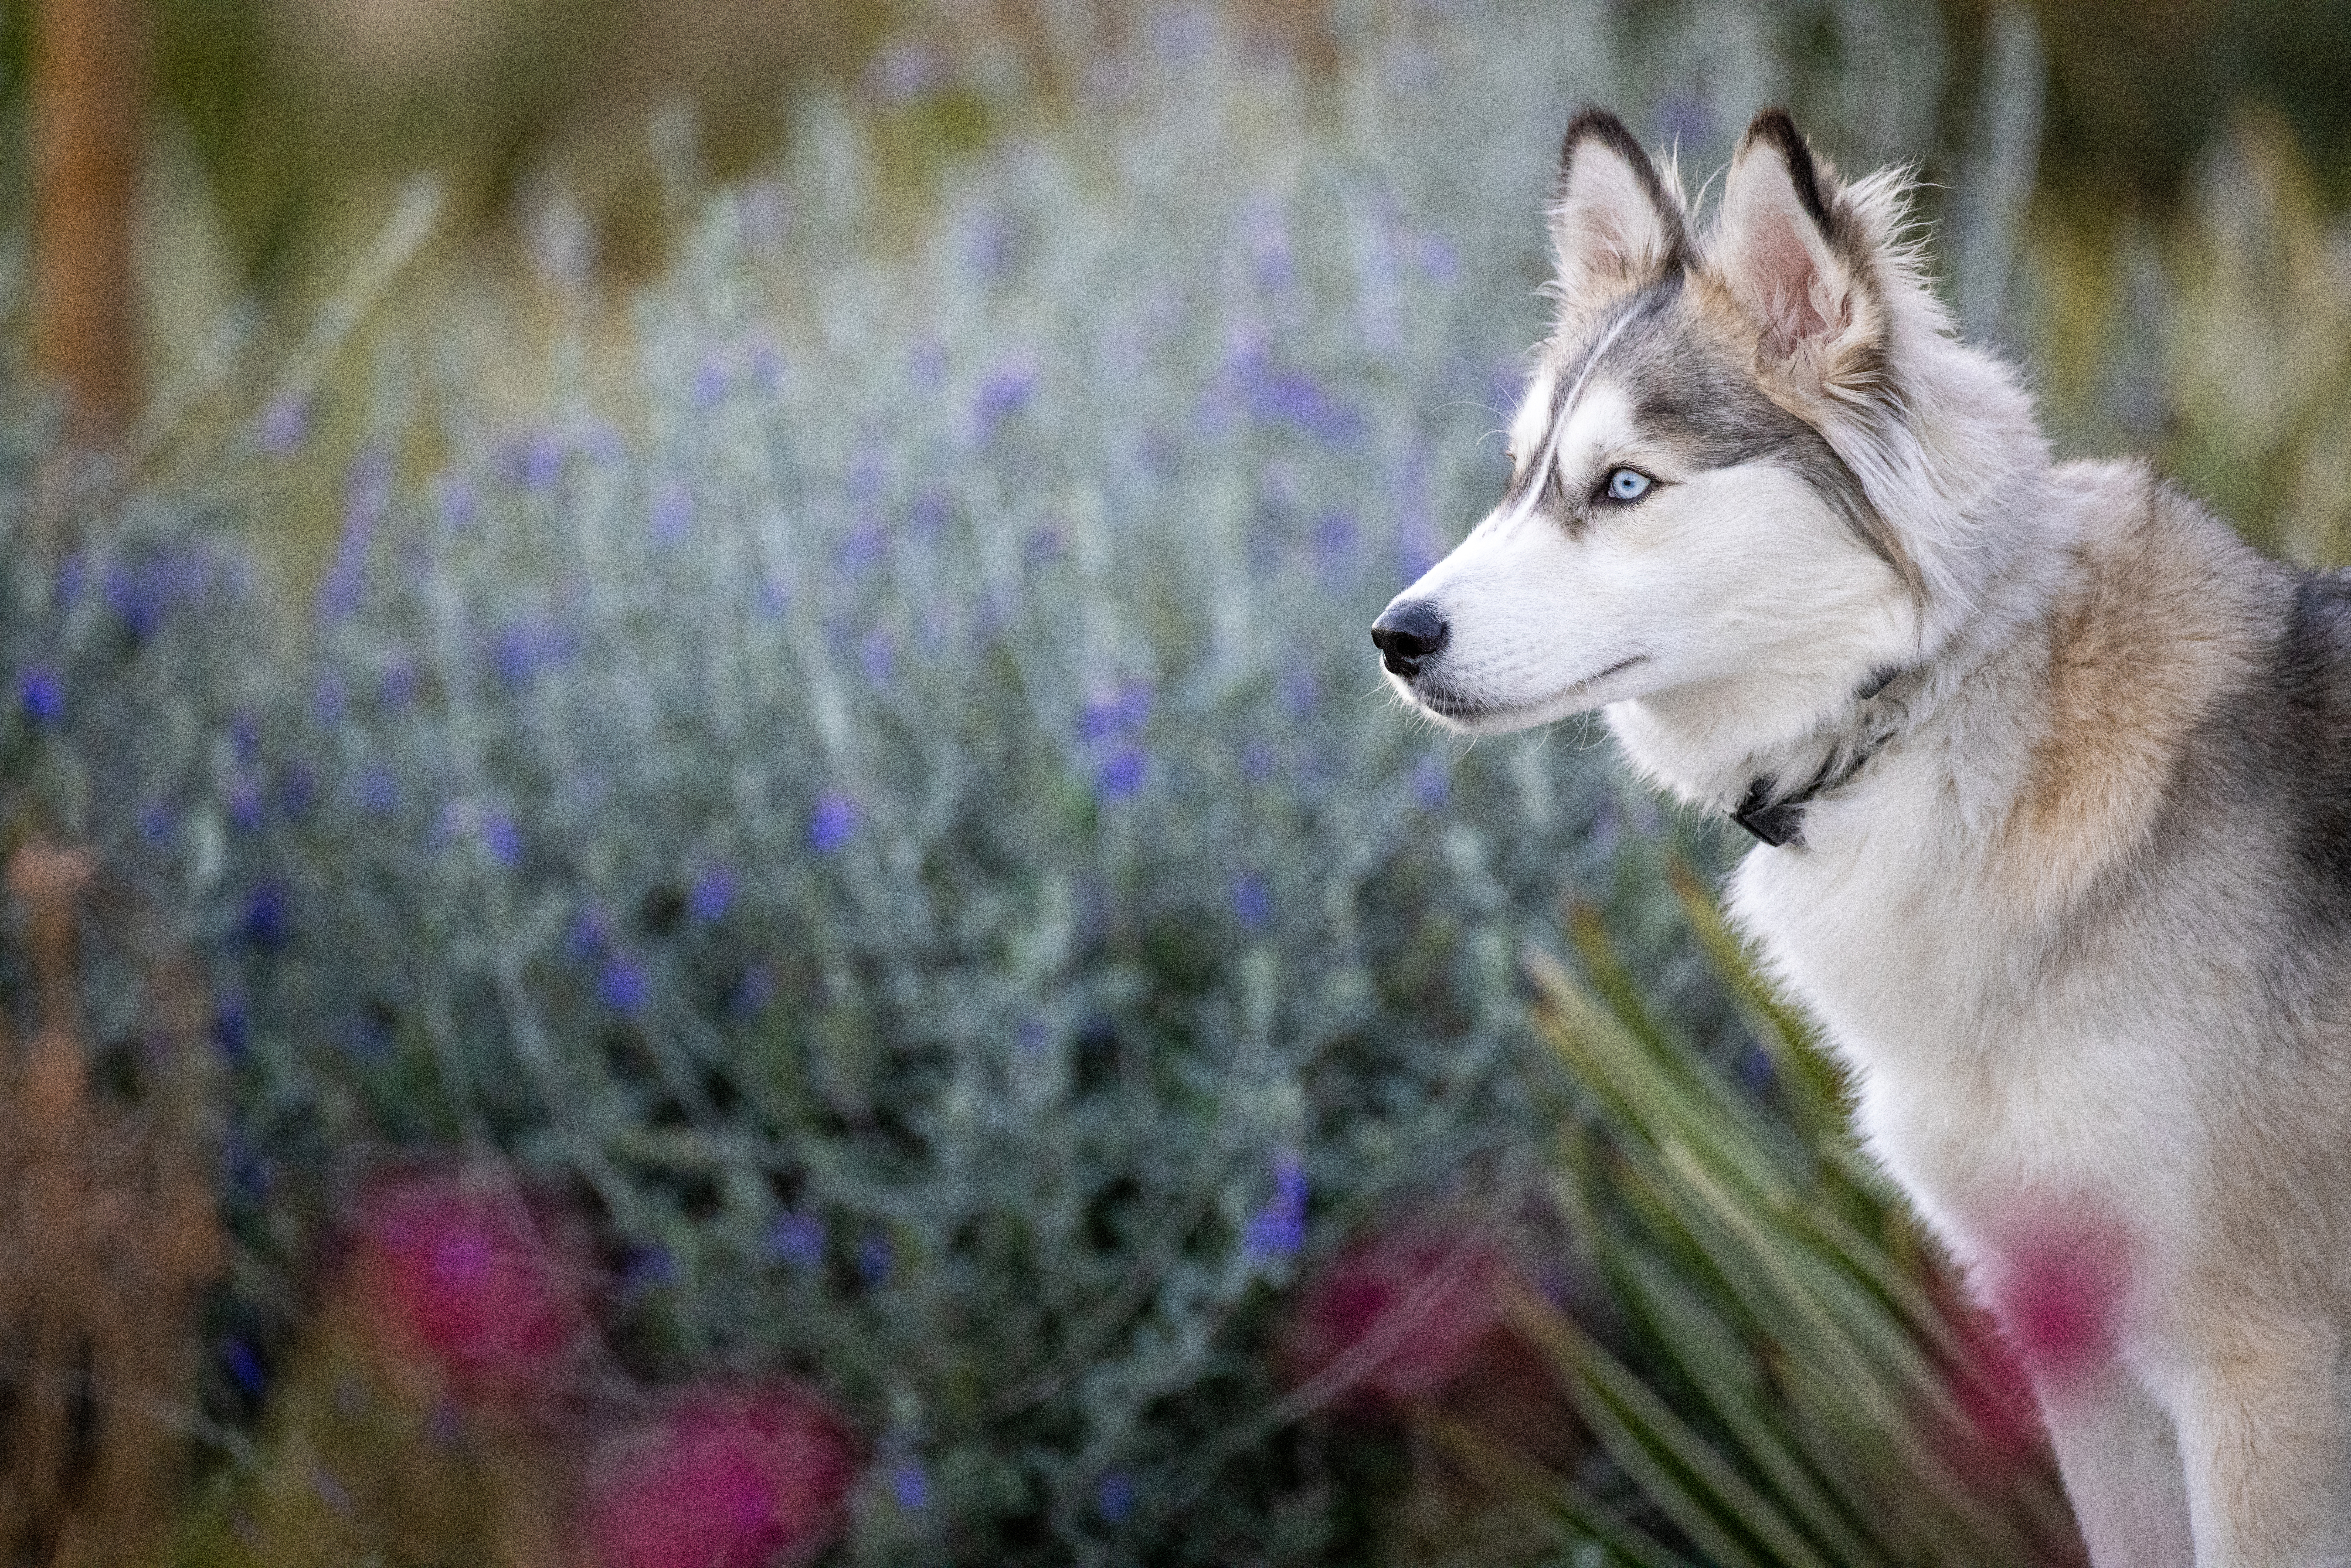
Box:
1548, 108, 1686, 309
1713, 109, 1888, 394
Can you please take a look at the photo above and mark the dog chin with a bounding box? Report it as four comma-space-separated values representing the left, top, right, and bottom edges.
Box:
1401, 681, 1578, 735
1398, 655, 1649, 734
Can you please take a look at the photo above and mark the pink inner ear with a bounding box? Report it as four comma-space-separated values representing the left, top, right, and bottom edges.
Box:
1746, 209, 1835, 351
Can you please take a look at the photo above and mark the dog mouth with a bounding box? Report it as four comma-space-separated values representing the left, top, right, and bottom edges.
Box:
1410, 653, 1651, 725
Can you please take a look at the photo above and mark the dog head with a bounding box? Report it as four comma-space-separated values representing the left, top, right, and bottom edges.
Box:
1375, 109, 1998, 760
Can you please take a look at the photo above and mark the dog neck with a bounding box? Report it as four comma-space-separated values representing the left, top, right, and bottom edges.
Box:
1726, 663, 1913, 846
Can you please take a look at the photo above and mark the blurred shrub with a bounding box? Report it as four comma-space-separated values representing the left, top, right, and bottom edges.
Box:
198, 5, 1651, 1562
2022, 107, 2351, 567
2159, 108, 2351, 564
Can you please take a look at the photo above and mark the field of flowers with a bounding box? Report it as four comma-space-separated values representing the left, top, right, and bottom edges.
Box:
3, 0, 2348, 1563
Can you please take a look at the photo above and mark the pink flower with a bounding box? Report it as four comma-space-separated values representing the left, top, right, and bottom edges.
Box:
1285, 1233, 1518, 1406
354, 1167, 593, 1402
579, 1386, 856, 1568
1921, 1271, 2050, 1488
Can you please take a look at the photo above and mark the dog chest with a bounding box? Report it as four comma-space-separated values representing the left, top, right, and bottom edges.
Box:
1725, 835, 2206, 1295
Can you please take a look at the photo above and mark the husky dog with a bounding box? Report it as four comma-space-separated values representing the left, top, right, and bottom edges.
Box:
1374, 106, 2351, 1563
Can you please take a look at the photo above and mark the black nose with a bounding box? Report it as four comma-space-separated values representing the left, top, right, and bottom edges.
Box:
1370, 601, 1449, 678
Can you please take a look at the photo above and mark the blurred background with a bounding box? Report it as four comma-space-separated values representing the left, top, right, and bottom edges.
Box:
0, 2, 2346, 1565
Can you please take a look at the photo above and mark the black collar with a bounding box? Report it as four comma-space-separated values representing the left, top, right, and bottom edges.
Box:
1730, 665, 1903, 849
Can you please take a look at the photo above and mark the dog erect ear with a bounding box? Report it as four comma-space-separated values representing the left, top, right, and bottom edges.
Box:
1549, 108, 1686, 308
1714, 110, 1889, 394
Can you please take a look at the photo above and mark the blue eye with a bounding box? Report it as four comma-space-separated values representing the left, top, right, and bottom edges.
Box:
1604, 468, 1651, 501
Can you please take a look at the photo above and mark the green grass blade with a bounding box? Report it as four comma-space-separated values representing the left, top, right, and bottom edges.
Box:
1427, 1414, 1701, 1568
1508, 1282, 1840, 1568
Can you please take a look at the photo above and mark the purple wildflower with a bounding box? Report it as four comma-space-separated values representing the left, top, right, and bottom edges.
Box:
650, 484, 692, 545
1231, 875, 1272, 932
379, 662, 418, 711
909, 339, 947, 389
748, 339, 784, 391
1412, 756, 1449, 810
104, 560, 168, 639
856, 1230, 893, 1286
313, 673, 348, 726
1242, 1152, 1309, 1261
688, 866, 735, 923
565, 910, 611, 963
1077, 682, 1153, 745
963, 211, 1016, 281
1311, 512, 1357, 576
1653, 92, 1709, 149
622, 1245, 673, 1293
279, 763, 320, 819
357, 767, 399, 815
599, 957, 649, 1015
1094, 748, 1147, 802
255, 394, 310, 455
890, 1460, 928, 1513
1281, 667, 1318, 719
1246, 207, 1294, 294
691, 356, 732, 409
341, 1009, 393, 1060
518, 434, 566, 494
215, 997, 250, 1062
868, 40, 939, 104
1079, 701, 1124, 743
228, 775, 266, 831
242, 881, 291, 950
439, 476, 478, 531
974, 357, 1037, 439
860, 628, 895, 686
481, 812, 521, 868
18, 668, 62, 726
1096, 1471, 1137, 1525
770, 1211, 826, 1270
808, 791, 860, 854
491, 624, 541, 688
1412, 233, 1461, 283
319, 450, 390, 621
223, 1337, 267, 1397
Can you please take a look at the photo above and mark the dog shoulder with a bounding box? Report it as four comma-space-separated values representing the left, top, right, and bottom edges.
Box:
1996, 460, 2282, 909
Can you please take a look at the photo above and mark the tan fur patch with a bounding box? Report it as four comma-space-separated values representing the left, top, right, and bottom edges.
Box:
2005, 467, 2270, 908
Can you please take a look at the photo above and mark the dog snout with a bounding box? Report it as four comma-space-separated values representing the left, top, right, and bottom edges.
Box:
1370, 601, 1449, 678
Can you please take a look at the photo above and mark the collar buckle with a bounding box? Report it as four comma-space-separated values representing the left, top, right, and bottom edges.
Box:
1732, 780, 1808, 848
1728, 666, 1909, 849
